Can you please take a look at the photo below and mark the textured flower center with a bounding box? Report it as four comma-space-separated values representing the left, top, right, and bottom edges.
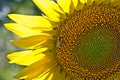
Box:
55, 3, 120, 79
74, 25, 119, 71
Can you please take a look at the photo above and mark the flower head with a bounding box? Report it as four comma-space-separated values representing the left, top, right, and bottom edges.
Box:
4, 0, 120, 80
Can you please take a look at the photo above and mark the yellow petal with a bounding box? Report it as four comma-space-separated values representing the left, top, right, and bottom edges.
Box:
14, 54, 57, 79
33, 71, 50, 80
49, 1, 64, 14
51, 66, 62, 80
79, 0, 87, 4
86, 0, 94, 6
76, 1, 84, 10
45, 73, 53, 80
70, 0, 78, 13
57, 0, 71, 13
26, 69, 50, 80
72, 0, 78, 8
8, 14, 53, 30
12, 35, 50, 49
33, 0, 61, 22
7, 48, 47, 66
4, 23, 42, 38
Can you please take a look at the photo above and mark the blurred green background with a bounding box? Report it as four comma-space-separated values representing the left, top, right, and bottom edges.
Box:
0, 0, 41, 80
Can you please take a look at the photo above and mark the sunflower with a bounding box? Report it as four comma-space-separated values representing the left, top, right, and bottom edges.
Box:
4, 0, 120, 80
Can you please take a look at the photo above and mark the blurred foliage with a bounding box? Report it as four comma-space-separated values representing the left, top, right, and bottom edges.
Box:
0, 0, 41, 80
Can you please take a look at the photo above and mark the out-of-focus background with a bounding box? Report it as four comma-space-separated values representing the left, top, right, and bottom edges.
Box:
0, 0, 41, 80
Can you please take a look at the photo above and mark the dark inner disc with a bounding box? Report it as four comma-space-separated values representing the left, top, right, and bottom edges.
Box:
73, 24, 120, 72
55, 3, 120, 79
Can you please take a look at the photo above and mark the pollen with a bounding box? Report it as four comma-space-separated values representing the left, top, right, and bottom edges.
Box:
55, 3, 120, 80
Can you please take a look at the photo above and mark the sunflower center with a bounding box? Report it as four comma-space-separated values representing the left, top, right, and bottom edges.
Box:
55, 3, 120, 79
74, 25, 116, 66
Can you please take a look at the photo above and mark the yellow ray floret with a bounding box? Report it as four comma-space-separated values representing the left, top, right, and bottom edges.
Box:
33, 0, 63, 22
32, 70, 52, 80
7, 48, 47, 66
14, 53, 57, 80
80, 0, 87, 4
12, 35, 50, 49
86, 0, 95, 6
50, 66, 65, 80
4, 23, 43, 38
57, 0, 71, 13
8, 14, 53, 30
72, 0, 78, 8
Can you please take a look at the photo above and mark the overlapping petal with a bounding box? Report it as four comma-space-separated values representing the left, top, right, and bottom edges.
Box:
12, 35, 50, 49
33, 70, 51, 80
8, 14, 53, 30
79, 0, 87, 4
7, 48, 47, 66
4, 23, 43, 38
33, 0, 63, 22
86, 0, 95, 6
57, 0, 71, 13
14, 53, 57, 80
72, 0, 78, 8
76, 1, 84, 10
50, 66, 63, 80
